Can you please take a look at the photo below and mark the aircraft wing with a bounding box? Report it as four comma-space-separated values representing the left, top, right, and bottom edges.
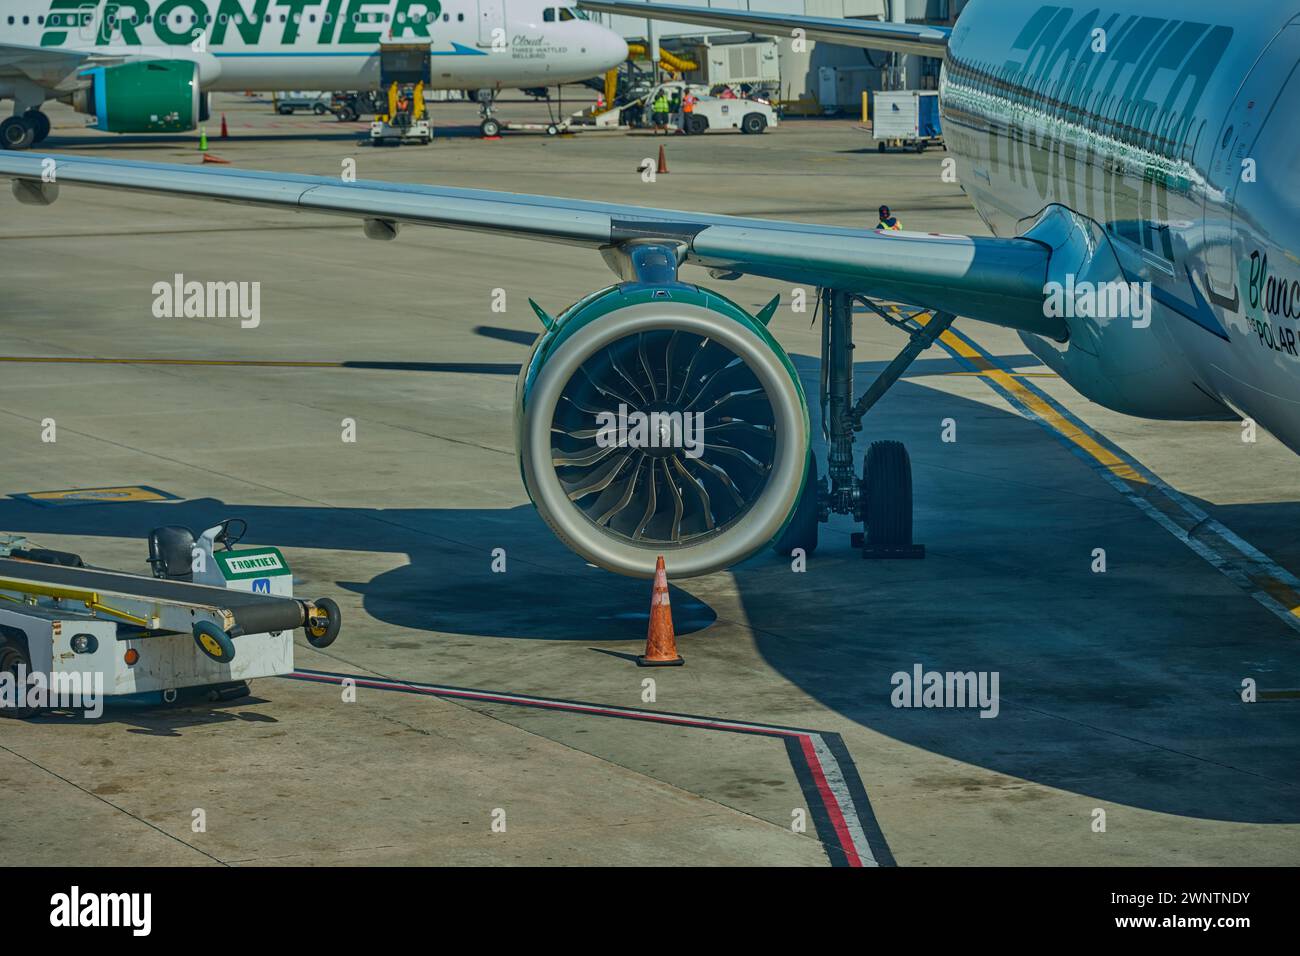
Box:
577, 1, 951, 59
0, 153, 1059, 338
0, 42, 92, 89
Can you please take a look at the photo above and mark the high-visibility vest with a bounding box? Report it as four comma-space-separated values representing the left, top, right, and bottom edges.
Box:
877, 216, 901, 231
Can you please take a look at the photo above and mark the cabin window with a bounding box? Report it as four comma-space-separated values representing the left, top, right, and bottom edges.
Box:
544, 8, 555, 20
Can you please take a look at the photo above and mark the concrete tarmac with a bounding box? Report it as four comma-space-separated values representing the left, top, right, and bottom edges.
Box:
0, 94, 1297, 866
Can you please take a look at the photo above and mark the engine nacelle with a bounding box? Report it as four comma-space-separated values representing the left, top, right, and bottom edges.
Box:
517, 284, 811, 578
71, 61, 208, 133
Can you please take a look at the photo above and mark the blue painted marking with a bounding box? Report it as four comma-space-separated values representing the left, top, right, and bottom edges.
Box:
252, 577, 271, 593
213, 43, 487, 57
1147, 267, 1231, 341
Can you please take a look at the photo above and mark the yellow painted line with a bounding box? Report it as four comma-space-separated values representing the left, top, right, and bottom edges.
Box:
0, 356, 340, 368
949, 370, 1060, 378
1258, 689, 1300, 701
910, 309, 1300, 631
919, 316, 1146, 484
1254, 575, 1300, 621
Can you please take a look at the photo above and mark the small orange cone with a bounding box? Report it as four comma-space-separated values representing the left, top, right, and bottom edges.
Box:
202, 153, 231, 164
656, 144, 669, 175
637, 555, 683, 667
220, 114, 229, 138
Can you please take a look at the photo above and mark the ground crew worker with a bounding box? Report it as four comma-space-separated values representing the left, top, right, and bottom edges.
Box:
651, 90, 670, 134
876, 205, 901, 230
681, 89, 697, 134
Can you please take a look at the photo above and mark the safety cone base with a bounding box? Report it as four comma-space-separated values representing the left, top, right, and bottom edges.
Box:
636, 652, 684, 667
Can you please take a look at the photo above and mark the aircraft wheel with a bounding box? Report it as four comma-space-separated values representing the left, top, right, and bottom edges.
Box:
546, 124, 559, 136
24, 110, 50, 144
860, 440, 913, 548
0, 634, 38, 718
772, 455, 819, 557
193, 622, 236, 664
305, 598, 342, 649
0, 116, 34, 150
480, 118, 501, 137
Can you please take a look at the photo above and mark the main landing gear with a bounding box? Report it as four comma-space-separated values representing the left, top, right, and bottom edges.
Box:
774, 289, 956, 561
0, 110, 50, 150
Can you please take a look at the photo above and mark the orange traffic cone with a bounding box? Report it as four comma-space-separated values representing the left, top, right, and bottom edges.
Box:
202, 153, 231, 164
637, 555, 683, 667
220, 113, 229, 138
656, 144, 669, 175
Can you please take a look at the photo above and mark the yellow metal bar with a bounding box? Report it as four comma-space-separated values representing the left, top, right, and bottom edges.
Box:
0, 575, 101, 605
88, 601, 151, 627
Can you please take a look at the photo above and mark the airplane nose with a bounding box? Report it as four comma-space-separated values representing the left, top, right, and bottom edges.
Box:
593, 26, 628, 69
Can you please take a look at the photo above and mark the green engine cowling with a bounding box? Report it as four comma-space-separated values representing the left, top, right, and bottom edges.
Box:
72, 61, 208, 133
515, 282, 812, 578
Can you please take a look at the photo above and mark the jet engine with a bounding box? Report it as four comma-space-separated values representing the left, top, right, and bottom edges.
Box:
71, 61, 209, 133
517, 283, 811, 578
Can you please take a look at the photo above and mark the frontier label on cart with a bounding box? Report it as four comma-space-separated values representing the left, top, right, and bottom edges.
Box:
217, 549, 288, 581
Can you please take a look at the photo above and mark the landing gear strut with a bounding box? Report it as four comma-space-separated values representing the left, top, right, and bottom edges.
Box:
778, 288, 954, 560
478, 93, 501, 138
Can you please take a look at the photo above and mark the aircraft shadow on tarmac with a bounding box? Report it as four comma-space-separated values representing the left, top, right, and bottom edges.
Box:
2, 350, 1298, 823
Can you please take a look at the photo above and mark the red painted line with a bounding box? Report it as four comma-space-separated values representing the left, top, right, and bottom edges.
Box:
286, 669, 870, 865
799, 735, 863, 867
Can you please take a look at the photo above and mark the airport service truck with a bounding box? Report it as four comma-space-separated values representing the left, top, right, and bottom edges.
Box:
872, 89, 944, 152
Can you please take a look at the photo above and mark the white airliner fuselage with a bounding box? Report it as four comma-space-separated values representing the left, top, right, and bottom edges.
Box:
943, 0, 1300, 452
0, 0, 626, 106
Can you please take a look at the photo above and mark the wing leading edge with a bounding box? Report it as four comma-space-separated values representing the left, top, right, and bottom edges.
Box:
577, 1, 951, 59
0, 153, 1059, 338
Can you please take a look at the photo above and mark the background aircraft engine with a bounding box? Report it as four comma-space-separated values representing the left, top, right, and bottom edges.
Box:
71, 61, 208, 133
517, 286, 811, 578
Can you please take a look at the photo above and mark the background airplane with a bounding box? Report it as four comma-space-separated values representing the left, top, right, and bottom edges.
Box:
1, 0, 1297, 580
0, 0, 627, 147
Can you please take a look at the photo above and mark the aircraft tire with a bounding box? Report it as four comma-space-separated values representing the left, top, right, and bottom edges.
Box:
772, 455, 820, 557
24, 110, 50, 144
861, 440, 913, 548
1, 116, 34, 150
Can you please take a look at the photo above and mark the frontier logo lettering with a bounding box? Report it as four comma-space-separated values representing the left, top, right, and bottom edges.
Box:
50, 886, 151, 936
226, 553, 283, 574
